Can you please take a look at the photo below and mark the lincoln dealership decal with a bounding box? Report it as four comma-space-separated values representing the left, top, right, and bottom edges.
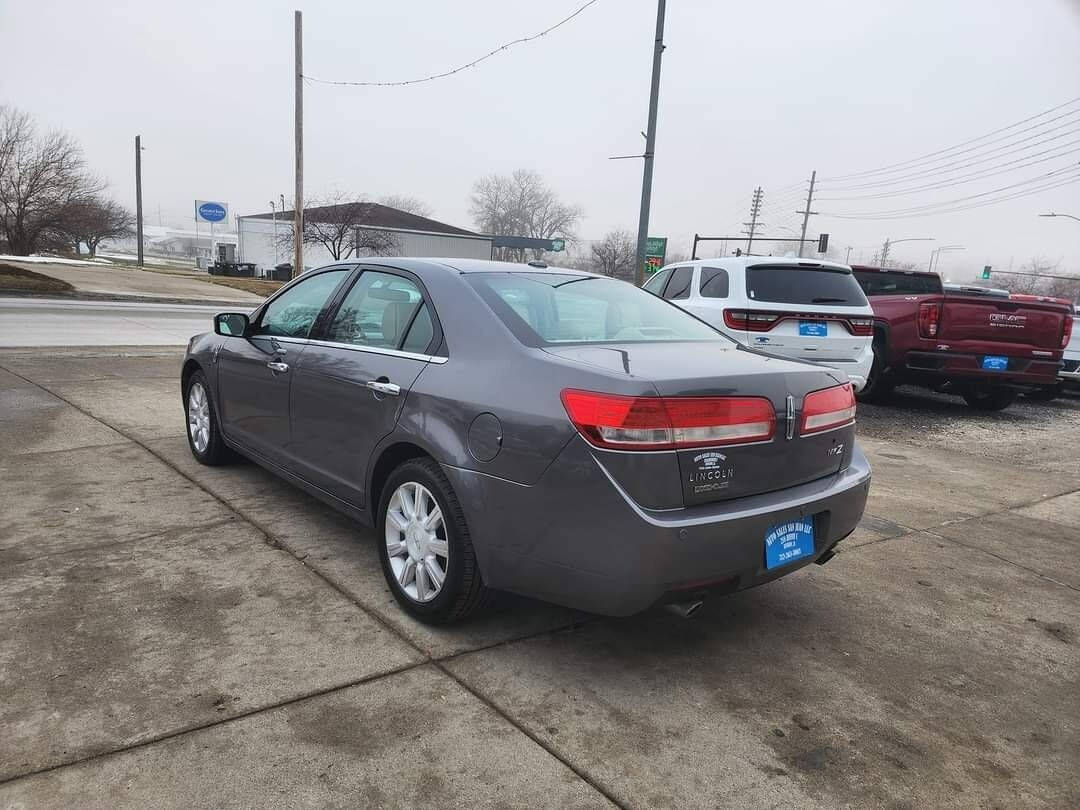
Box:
689, 451, 734, 493
989, 313, 1027, 329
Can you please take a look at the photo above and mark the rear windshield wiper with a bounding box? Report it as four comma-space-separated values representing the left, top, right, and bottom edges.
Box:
811, 297, 849, 303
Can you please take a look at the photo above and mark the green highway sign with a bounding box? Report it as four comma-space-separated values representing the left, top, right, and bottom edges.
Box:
644, 236, 667, 273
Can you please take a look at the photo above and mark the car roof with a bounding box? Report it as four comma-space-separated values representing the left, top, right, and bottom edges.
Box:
664, 256, 853, 273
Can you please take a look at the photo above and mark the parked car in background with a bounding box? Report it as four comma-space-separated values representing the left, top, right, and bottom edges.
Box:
182, 259, 870, 624
852, 266, 1073, 410
644, 257, 875, 390
1061, 315, 1080, 395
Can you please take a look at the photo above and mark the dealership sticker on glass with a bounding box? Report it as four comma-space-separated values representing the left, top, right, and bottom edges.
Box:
799, 321, 828, 337
764, 518, 815, 570
981, 355, 1008, 371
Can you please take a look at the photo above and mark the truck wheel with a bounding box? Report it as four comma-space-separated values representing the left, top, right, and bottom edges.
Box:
962, 387, 1018, 412
1026, 384, 1061, 402
856, 340, 894, 403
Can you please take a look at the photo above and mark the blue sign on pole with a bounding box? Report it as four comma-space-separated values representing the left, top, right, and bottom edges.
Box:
196, 201, 228, 223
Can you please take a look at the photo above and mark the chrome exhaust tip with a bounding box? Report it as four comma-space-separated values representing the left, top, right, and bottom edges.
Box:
664, 600, 704, 618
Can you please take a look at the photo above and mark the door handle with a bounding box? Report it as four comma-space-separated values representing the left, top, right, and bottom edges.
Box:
266, 361, 290, 373
366, 380, 401, 396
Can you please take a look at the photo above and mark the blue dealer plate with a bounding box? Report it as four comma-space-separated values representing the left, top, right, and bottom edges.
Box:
982, 355, 1008, 371
764, 518, 815, 570
798, 321, 828, 337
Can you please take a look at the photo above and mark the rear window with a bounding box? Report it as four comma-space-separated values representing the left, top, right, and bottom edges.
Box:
467, 273, 729, 347
746, 265, 868, 307
854, 270, 942, 296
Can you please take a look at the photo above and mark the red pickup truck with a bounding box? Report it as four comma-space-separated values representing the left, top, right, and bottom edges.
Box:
851, 266, 1073, 411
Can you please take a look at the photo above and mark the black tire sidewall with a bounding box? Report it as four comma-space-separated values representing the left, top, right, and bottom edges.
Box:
376, 459, 469, 621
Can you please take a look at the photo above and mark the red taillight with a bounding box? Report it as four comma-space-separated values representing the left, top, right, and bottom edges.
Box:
723, 309, 781, 332
801, 383, 856, 435
1063, 315, 1074, 349
560, 389, 775, 451
846, 317, 874, 336
918, 302, 941, 338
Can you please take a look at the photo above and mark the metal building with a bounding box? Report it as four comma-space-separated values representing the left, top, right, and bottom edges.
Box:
237, 203, 493, 273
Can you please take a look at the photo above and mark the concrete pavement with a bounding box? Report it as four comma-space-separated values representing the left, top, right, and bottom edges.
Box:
0, 346, 1077, 808
1, 259, 263, 304
0, 297, 229, 347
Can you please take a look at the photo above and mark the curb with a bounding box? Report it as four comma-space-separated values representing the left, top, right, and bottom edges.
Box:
0, 289, 259, 308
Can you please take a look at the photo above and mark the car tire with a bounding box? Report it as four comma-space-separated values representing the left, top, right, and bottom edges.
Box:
962, 386, 1018, 412
377, 457, 493, 624
1025, 384, 1061, 402
184, 370, 233, 465
855, 340, 894, 404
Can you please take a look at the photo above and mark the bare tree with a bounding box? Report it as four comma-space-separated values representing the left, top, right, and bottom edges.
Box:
985, 257, 1079, 300
590, 229, 636, 280
378, 194, 433, 218
275, 193, 401, 262
57, 196, 134, 256
0, 106, 102, 255
469, 169, 582, 261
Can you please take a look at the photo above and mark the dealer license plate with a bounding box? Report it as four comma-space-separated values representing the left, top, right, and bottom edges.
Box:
764, 518, 815, 570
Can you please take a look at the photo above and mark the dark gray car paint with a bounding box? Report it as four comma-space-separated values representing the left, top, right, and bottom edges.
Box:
182, 257, 871, 616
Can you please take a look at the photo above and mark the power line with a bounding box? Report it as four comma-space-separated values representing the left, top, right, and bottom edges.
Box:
302, 0, 600, 87
817, 117, 1080, 192
819, 94, 1080, 182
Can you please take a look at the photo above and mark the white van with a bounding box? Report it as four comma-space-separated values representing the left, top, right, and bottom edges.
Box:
644, 257, 875, 390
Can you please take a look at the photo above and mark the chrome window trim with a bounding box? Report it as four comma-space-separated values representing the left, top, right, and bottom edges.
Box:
254, 334, 447, 364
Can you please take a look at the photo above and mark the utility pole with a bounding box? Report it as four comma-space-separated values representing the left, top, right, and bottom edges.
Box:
796, 170, 817, 257
633, 0, 666, 287
743, 187, 764, 255
879, 238, 890, 268
845, 245, 853, 264
134, 135, 144, 268
293, 10, 304, 279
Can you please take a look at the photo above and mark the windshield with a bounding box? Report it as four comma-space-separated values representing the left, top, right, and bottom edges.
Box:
746, 265, 868, 307
467, 272, 729, 346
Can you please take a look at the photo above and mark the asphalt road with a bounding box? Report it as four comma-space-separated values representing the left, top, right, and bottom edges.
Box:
1, 346, 1077, 808
0, 297, 229, 347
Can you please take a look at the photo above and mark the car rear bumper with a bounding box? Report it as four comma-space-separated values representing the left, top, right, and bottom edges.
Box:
443, 436, 871, 616
902, 350, 1061, 385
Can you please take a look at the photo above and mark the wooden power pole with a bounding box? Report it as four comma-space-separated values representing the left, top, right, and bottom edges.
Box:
293, 10, 304, 279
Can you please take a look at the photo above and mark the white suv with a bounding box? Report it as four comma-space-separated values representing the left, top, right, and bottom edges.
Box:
644, 257, 875, 391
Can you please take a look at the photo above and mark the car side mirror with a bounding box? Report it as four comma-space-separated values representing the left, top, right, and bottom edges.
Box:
214, 312, 250, 337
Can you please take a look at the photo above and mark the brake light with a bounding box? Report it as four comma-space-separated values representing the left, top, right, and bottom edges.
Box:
723, 309, 781, 331
1064, 315, 1074, 349
847, 317, 874, 336
801, 383, 856, 435
560, 389, 775, 451
918, 302, 941, 338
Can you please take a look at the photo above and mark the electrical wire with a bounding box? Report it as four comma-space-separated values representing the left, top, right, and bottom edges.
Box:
303, 0, 600, 87
818, 94, 1080, 182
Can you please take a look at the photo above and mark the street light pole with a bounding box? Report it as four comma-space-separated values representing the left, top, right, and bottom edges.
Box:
880, 237, 934, 268
633, 0, 667, 287
1039, 212, 1080, 223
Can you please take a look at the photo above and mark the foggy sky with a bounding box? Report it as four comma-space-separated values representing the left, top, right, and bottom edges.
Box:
3, 0, 1079, 278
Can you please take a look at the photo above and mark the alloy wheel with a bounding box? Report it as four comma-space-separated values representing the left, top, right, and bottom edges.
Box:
187, 382, 211, 453
385, 481, 449, 603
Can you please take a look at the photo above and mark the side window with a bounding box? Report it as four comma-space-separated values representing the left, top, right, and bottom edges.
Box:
663, 266, 693, 300
256, 269, 349, 338
643, 268, 671, 295
326, 271, 425, 349
401, 303, 435, 354
699, 267, 729, 299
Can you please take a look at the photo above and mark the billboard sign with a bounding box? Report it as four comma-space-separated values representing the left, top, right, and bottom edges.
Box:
196, 200, 228, 224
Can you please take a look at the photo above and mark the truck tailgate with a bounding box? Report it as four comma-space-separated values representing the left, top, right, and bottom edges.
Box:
939, 295, 1066, 350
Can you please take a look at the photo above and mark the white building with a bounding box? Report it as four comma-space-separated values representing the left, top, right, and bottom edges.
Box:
237, 203, 492, 273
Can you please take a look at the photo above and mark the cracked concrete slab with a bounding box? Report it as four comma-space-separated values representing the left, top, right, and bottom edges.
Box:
446, 533, 1080, 808
146, 436, 586, 659
40, 377, 185, 441
1013, 490, 1080, 530
0, 666, 612, 810
0, 442, 234, 565
0, 377, 121, 455
0, 522, 421, 781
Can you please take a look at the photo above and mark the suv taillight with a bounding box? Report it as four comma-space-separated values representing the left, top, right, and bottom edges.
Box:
801, 383, 856, 435
847, 317, 874, 336
723, 309, 781, 331
560, 389, 776, 451
918, 302, 941, 338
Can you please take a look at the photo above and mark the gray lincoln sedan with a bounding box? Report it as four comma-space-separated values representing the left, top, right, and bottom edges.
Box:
182, 258, 870, 624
